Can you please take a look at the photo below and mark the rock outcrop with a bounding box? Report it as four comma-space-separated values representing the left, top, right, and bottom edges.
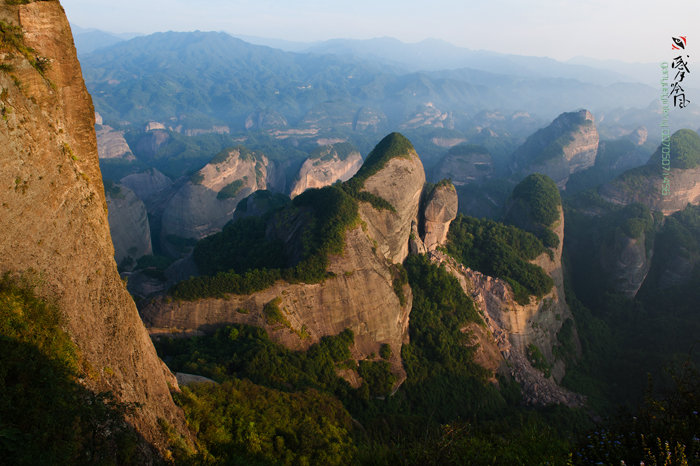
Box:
144, 225, 412, 382
599, 225, 653, 298
434, 144, 493, 185
160, 146, 273, 242
357, 134, 426, 264
105, 182, 153, 266
512, 109, 599, 188
142, 133, 426, 384
601, 166, 700, 215
0, 0, 188, 454
96, 124, 135, 160
421, 182, 458, 251
429, 203, 585, 408
120, 167, 173, 209
289, 143, 363, 198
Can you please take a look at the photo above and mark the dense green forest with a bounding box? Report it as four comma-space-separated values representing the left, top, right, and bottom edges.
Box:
446, 214, 553, 304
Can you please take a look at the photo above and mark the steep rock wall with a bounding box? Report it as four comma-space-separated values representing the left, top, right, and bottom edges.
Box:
0, 1, 188, 453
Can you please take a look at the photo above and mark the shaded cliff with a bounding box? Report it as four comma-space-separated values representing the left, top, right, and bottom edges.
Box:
434, 144, 493, 185
160, 146, 276, 244
600, 129, 700, 215
512, 109, 599, 188
289, 143, 363, 198
0, 0, 188, 454
105, 181, 152, 266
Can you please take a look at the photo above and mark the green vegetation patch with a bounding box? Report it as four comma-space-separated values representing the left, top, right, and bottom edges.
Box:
263, 297, 290, 328
0, 20, 51, 78
526, 344, 552, 378
172, 184, 359, 300
343, 132, 414, 195
210, 145, 257, 164
175, 379, 355, 465
0, 273, 143, 464
506, 173, 561, 249
511, 173, 561, 227
216, 178, 245, 200
447, 214, 554, 304
655, 128, 700, 169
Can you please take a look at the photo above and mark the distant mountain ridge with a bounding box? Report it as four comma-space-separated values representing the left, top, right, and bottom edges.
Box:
80, 31, 657, 140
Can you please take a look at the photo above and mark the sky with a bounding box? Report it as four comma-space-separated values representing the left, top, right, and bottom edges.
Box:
60, 0, 700, 63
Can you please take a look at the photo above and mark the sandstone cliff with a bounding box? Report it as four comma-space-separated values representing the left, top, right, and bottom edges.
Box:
430, 203, 583, 406
599, 224, 653, 298
600, 148, 700, 216
357, 134, 426, 264
160, 146, 274, 243
434, 144, 493, 185
0, 0, 187, 454
142, 133, 426, 384
512, 109, 599, 188
289, 143, 363, 198
96, 124, 135, 160
120, 167, 173, 209
421, 181, 458, 251
105, 182, 152, 266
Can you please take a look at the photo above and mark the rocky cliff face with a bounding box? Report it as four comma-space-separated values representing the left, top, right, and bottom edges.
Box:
96, 124, 135, 160
421, 182, 458, 251
600, 227, 653, 298
358, 142, 425, 264
142, 134, 426, 384
430, 206, 583, 406
160, 147, 274, 242
600, 164, 700, 215
434, 145, 493, 185
289, 144, 363, 198
144, 225, 412, 382
105, 182, 152, 266
120, 167, 173, 209
0, 0, 187, 453
512, 110, 599, 188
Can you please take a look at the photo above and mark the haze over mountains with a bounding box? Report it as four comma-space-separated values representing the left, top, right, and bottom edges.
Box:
1, 5, 698, 462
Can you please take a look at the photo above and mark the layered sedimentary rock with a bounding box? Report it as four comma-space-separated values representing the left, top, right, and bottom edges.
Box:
0, 0, 188, 452
421, 182, 458, 251
289, 144, 363, 198
105, 182, 152, 265
512, 109, 599, 188
160, 147, 274, 242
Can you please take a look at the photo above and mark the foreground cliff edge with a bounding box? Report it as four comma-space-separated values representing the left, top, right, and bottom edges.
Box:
0, 0, 190, 457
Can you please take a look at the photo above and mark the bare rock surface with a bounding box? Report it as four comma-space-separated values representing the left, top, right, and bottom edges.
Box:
96, 124, 135, 160
290, 144, 363, 198
359, 145, 425, 264
0, 1, 189, 453
160, 147, 271, 241
105, 183, 152, 265
512, 109, 599, 188
422, 182, 458, 251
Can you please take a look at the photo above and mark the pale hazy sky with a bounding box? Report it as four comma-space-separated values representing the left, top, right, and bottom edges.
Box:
60, 0, 699, 63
